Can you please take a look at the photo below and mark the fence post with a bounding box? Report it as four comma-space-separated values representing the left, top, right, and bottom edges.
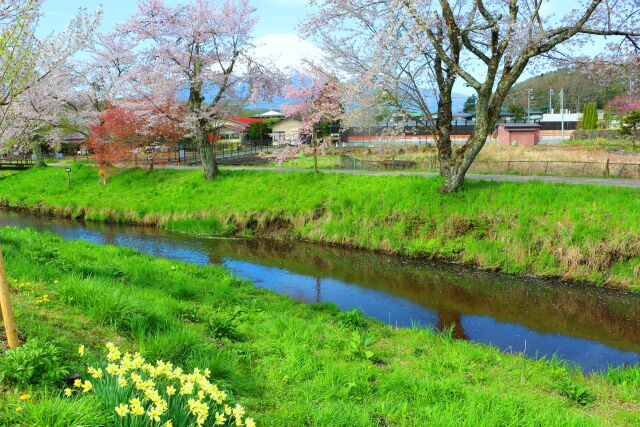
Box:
605, 158, 610, 176
0, 243, 19, 349
544, 161, 549, 175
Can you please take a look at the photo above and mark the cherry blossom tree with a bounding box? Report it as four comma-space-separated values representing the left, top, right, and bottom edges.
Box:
0, 1, 101, 164
111, 0, 283, 180
85, 101, 184, 179
281, 73, 343, 173
305, 0, 640, 192
609, 95, 640, 116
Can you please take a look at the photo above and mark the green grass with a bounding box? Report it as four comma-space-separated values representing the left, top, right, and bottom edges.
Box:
1, 227, 639, 426
2, 165, 640, 289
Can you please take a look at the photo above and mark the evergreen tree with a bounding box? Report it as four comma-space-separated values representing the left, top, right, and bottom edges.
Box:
462, 95, 477, 113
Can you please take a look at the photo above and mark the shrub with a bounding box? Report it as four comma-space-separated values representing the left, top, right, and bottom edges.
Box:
0, 339, 70, 386
345, 331, 377, 360
555, 377, 593, 406
206, 316, 239, 341
67, 342, 256, 427
337, 309, 368, 329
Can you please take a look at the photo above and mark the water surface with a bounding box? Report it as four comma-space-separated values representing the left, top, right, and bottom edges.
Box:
2, 210, 639, 373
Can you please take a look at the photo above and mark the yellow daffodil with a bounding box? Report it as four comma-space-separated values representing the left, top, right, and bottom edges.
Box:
64, 388, 73, 397
35, 294, 51, 304
166, 385, 176, 396
147, 406, 162, 422
164, 421, 174, 427
130, 404, 145, 416
179, 382, 194, 395
77, 345, 85, 357
215, 412, 226, 425
15, 406, 23, 412
245, 417, 256, 427
81, 380, 93, 393
115, 403, 129, 417
18, 394, 31, 401
88, 367, 103, 379
73, 379, 82, 388
129, 398, 141, 406
232, 404, 245, 419
224, 404, 232, 415
118, 377, 128, 387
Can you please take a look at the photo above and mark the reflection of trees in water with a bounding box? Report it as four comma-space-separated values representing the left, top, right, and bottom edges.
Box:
200, 236, 640, 353
316, 277, 321, 303
437, 309, 468, 340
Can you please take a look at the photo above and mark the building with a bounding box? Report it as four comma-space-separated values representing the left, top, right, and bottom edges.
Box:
216, 117, 264, 144
497, 123, 541, 146
271, 119, 302, 146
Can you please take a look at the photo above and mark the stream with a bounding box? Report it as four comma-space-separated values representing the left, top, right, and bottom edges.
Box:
1, 209, 639, 373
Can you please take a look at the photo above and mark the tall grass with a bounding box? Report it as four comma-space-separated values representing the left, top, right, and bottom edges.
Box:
1, 166, 640, 288
2, 227, 640, 425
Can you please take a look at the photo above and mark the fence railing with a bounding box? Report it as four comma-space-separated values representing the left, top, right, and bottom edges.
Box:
164, 141, 273, 165
0, 157, 33, 169
339, 155, 640, 179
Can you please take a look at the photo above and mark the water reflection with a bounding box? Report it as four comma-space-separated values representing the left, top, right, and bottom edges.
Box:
1, 210, 639, 372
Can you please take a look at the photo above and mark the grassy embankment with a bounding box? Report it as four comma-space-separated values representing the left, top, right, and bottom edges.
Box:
1, 227, 640, 426
2, 165, 640, 288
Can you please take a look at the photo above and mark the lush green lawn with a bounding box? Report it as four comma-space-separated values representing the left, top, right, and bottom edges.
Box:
1, 165, 640, 289
1, 227, 639, 426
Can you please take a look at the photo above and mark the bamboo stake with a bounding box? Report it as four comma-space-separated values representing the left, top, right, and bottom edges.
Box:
0, 243, 19, 349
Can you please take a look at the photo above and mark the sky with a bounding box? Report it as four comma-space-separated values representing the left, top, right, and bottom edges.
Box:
39, 0, 320, 71
37, 1, 610, 106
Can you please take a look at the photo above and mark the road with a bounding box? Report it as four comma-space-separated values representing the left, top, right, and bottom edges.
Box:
49, 163, 640, 188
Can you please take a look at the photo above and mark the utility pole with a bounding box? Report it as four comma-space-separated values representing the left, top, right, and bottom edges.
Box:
0, 244, 19, 349
527, 89, 534, 122
549, 87, 555, 114
560, 88, 565, 141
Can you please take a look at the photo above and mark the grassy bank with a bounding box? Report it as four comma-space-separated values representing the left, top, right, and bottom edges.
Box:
1, 165, 640, 289
1, 227, 639, 426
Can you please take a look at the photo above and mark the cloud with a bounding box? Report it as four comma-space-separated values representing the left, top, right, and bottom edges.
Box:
251, 33, 324, 75
268, 0, 309, 6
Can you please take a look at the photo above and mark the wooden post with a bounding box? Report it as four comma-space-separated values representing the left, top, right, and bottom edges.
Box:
0, 243, 19, 349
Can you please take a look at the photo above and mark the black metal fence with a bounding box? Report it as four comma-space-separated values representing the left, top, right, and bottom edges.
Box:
166, 141, 273, 165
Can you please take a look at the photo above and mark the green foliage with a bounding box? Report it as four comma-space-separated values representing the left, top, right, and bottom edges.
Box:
0, 339, 69, 386
246, 118, 280, 141
507, 103, 526, 120
606, 365, 640, 387
337, 309, 368, 329
582, 102, 599, 130
621, 110, 640, 142
4, 165, 640, 288
345, 331, 377, 360
462, 94, 477, 113
0, 227, 636, 425
2, 393, 106, 427
555, 377, 594, 406
206, 315, 240, 341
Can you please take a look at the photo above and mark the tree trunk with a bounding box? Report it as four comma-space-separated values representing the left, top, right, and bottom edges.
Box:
313, 146, 318, 174
33, 143, 46, 167
439, 124, 493, 193
197, 137, 218, 180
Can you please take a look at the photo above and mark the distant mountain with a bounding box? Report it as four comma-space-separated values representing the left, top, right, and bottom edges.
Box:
508, 68, 628, 113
